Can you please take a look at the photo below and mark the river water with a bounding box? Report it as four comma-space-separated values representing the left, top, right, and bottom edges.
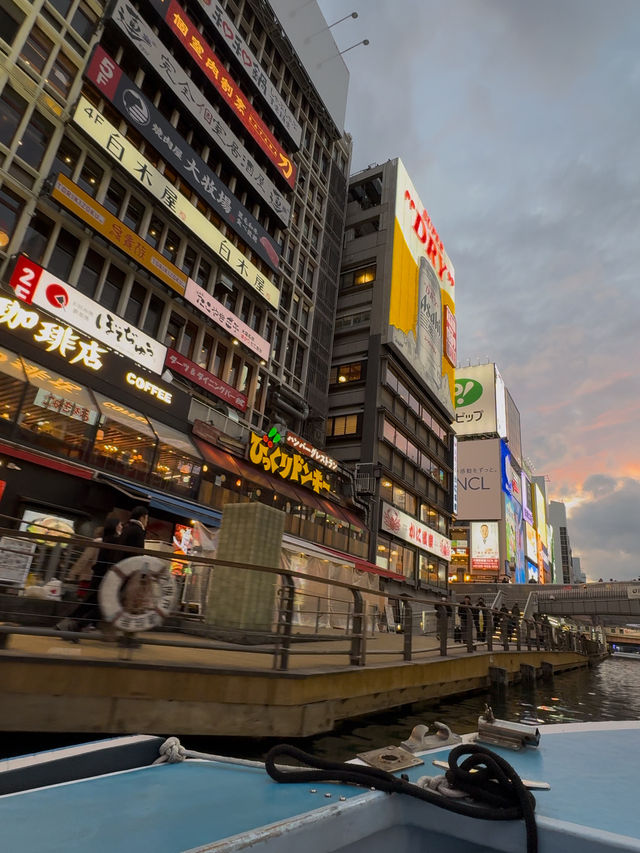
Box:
1, 656, 639, 761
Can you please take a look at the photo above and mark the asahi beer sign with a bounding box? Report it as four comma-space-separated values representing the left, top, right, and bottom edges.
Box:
108, 0, 291, 225
9, 256, 166, 373
85, 47, 281, 271
73, 97, 280, 310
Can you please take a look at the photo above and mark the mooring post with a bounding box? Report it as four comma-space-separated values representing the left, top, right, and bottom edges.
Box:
520, 663, 536, 687
489, 666, 508, 688
541, 660, 554, 681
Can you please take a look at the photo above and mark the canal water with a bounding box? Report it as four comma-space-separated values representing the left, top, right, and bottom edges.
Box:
1, 657, 639, 760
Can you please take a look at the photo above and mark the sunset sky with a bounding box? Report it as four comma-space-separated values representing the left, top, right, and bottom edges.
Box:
318, 0, 640, 580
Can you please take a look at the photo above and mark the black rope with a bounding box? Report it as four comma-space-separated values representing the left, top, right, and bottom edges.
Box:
265, 743, 537, 853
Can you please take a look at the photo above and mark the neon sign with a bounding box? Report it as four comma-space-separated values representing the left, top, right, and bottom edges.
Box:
248, 431, 331, 495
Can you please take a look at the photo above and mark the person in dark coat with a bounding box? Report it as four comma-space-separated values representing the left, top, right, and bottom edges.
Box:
115, 505, 148, 561
510, 602, 521, 639
475, 596, 486, 641
458, 595, 472, 642
56, 515, 123, 637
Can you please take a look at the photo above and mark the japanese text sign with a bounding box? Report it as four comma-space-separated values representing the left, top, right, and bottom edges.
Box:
51, 173, 186, 295
149, 0, 296, 188
72, 97, 279, 309
33, 387, 98, 425
248, 431, 331, 495
165, 348, 247, 411
109, 0, 291, 226
184, 279, 270, 362
10, 255, 166, 374
284, 431, 338, 472
85, 46, 281, 272
381, 501, 451, 560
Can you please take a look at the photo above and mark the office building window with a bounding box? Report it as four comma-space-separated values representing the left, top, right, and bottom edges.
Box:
22, 211, 54, 262
0, 87, 27, 149
77, 248, 105, 298
326, 414, 360, 438
17, 111, 54, 170
48, 228, 79, 281
143, 294, 163, 337
0, 186, 24, 250
124, 282, 146, 325
99, 263, 125, 311
20, 26, 53, 74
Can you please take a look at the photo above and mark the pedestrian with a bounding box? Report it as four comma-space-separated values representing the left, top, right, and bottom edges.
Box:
114, 505, 149, 648
501, 576, 509, 584
510, 602, 521, 640
434, 594, 452, 639
475, 596, 486, 641
499, 603, 510, 641
459, 595, 472, 642
116, 505, 148, 561
56, 515, 123, 638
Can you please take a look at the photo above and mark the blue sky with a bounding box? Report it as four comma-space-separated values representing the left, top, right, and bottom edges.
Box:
317, 0, 640, 580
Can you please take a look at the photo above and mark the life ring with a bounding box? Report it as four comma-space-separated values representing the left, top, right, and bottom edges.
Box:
99, 556, 176, 634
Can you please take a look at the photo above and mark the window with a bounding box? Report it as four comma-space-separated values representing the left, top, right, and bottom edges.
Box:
0, 2, 24, 45
228, 353, 241, 388
47, 51, 76, 100
340, 264, 376, 289
22, 211, 54, 262
326, 414, 360, 438
103, 179, 126, 217
47, 0, 73, 18
179, 321, 197, 359
165, 312, 185, 349
48, 228, 79, 280
123, 196, 144, 232
17, 111, 54, 169
212, 343, 227, 378
0, 186, 24, 250
162, 228, 180, 264
76, 156, 103, 197
50, 136, 80, 179
100, 263, 125, 311
20, 26, 53, 74
195, 257, 212, 289
198, 333, 214, 368
0, 87, 26, 149
330, 361, 364, 385
145, 215, 164, 249
124, 282, 146, 325
77, 248, 105, 297
344, 220, 380, 242
69, 3, 98, 42
142, 294, 163, 336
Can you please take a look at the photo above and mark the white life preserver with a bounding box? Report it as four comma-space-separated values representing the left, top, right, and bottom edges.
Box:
99, 556, 176, 634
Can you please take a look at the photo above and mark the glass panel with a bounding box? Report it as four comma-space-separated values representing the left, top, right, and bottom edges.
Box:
76, 156, 103, 197
99, 263, 125, 311
0, 87, 27, 148
47, 51, 76, 99
103, 178, 126, 216
77, 248, 104, 297
20, 26, 53, 74
70, 3, 97, 42
0, 2, 24, 45
0, 185, 24, 250
47, 228, 79, 281
92, 391, 154, 437
50, 136, 80, 180
123, 282, 146, 325
17, 111, 54, 169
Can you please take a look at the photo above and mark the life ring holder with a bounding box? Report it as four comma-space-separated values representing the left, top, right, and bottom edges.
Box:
99, 556, 176, 634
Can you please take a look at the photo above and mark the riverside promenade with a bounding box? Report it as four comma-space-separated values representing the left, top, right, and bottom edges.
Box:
0, 626, 592, 738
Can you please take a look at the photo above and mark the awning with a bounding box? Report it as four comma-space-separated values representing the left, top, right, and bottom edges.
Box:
93, 391, 156, 438
148, 418, 202, 459
95, 472, 222, 528
0, 440, 94, 480
194, 438, 245, 479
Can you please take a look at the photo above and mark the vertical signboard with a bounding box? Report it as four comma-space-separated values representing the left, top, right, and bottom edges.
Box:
456, 438, 501, 521
453, 363, 497, 436
505, 389, 523, 466
470, 521, 499, 572
388, 159, 455, 417
534, 483, 548, 547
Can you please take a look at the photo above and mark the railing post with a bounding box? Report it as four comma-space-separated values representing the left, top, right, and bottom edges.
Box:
516, 619, 522, 652
403, 600, 413, 661
485, 608, 493, 652
350, 589, 366, 666
525, 620, 532, 651
273, 574, 295, 671
465, 606, 474, 653
501, 612, 510, 651
438, 608, 449, 656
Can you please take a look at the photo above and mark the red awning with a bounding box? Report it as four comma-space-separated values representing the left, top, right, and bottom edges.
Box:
0, 441, 93, 480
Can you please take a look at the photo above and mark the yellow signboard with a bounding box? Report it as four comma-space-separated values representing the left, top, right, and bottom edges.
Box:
248, 431, 330, 494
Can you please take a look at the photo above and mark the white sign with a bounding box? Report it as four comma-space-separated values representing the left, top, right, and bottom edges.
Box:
11, 256, 166, 374
73, 97, 280, 310
454, 363, 498, 436
0, 537, 35, 586
380, 501, 451, 561
456, 438, 501, 521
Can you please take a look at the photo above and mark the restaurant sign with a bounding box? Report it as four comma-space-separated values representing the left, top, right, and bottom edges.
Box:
85, 46, 281, 272
284, 431, 338, 472
381, 501, 451, 561
165, 348, 248, 411
73, 97, 279, 310
248, 431, 331, 495
10, 255, 167, 374
108, 0, 291, 225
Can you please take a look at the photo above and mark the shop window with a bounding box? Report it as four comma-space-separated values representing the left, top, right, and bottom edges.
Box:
16, 111, 54, 170
77, 248, 105, 298
0, 345, 27, 426
50, 136, 80, 180
47, 50, 76, 100
103, 178, 126, 217
123, 282, 146, 325
77, 156, 103, 197
48, 227, 79, 281
0, 186, 24, 252
22, 211, 54, 263
20, 26, 53, 75
142, 294, 164, 337
149, 419, 201, 497
326, 414, 360, 438
91, 392, 157, 479
99, 262, 125, 311
0, 87, 27, 149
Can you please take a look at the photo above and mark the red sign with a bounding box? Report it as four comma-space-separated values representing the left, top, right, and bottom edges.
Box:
165, 349, 247, 411
153, 0, 295, 188
444, 304, 457, 367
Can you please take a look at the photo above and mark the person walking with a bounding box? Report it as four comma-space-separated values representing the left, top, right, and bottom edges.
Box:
56, 515, 123, 638
116, 505, 148, 560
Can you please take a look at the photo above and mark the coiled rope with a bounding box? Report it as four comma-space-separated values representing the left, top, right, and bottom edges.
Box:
264, 743, 537, 853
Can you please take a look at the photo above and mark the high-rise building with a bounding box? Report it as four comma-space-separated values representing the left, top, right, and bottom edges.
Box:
0, 0, 368, 565
549, 500, 574, 584
326, 159, 457, 599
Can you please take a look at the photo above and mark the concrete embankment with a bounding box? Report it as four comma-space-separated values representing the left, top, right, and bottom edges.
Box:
0, 631, 590, 737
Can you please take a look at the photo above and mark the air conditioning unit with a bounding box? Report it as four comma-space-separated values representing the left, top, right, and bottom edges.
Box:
354, 463, 376, 496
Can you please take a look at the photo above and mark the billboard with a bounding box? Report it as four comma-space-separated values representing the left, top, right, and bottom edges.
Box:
505, 389, 523, 466
505, 494, 526, 583
380, 502, 451, 561
525, 521, 537, 561
534, 483, 548, 547
388, 159, 455, 417
454, 363, 496, 435
470, 521, 499, 572
494, 366, 507, 437
456, 438, 501, 521
521, 472, 534, 524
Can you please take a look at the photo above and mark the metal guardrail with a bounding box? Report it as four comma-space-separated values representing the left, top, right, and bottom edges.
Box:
0, 527, 606, 670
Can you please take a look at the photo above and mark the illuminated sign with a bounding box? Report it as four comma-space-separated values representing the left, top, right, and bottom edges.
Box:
10, 255, 166, 374
33, 388, 98, 424
125, 372, 172, 404
248, 431, 331, 495
184, 279, 270, 362
381, 502, 451, 560
165, 348, 247, 411
521, 472, 534, 525
73, 97, 279, 310
0, 297, 107, 371
470, 521, 499, 571
534, 484, 548, 547
388, 159, 455, 416
109, 0, 290, 226
284, 431, 338, 472
188, 0, 301, 147
525, 521, 537, 561
148, 0, 296, 187
85, 47, 281, 272
51, 174, 186, 295
454, 363, 497, 436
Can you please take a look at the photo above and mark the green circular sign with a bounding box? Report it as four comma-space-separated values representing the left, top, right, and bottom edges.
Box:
455, 378, 483, 407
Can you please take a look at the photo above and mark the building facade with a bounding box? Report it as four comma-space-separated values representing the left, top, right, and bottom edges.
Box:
549, 500, 574, 584
326, 159, 457, 598
0, 0, 369, 564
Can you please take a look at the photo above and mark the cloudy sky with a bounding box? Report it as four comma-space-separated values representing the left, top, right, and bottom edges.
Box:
317, 0, 640, 581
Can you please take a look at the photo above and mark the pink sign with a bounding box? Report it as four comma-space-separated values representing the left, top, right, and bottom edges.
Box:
185, 279, 270, 362
165, 349, 247, 411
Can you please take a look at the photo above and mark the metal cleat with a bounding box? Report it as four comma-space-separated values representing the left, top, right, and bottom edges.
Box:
401, 721, 462, 753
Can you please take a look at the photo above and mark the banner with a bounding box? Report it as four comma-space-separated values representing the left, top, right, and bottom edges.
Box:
73, 97, 279, 310
51, 173, 186, 295
10, 256, 166, 374
85, 47, 281, 271
184, 278, 270, 362
188, 0, 301, 147
108, 0, 291, 225
380, 501, 451, 561
470, 521, 499, 571
165, 348, 247, 411
148, 0, 296, 187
